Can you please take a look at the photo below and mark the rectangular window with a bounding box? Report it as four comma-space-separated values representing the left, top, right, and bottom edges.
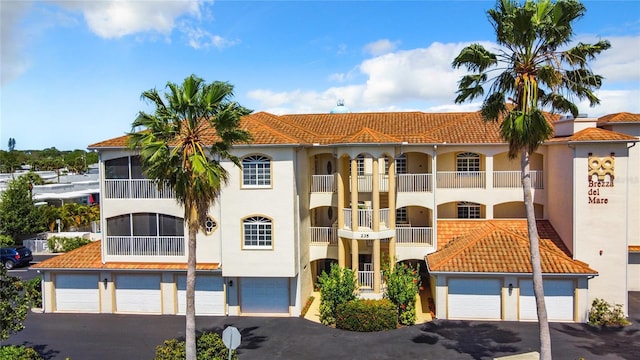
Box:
159, 214, 184, 236
395, 155, 407, 174
396, 207, 408, 224
105, 157, 130, 179
130, 156, 145, 179
132, 213, 157, 236
457, 203, 481, 219
106, 215, 131, 236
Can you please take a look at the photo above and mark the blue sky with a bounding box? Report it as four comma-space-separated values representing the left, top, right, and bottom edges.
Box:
1, 0, 639, 150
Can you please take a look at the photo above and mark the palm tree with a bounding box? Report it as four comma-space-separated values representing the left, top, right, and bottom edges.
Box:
452, 1, 610, 358
128, 75, 251, 360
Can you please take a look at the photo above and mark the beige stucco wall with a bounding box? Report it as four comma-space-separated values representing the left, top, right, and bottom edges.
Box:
545, 144, 574, 252
572, 143, 630, 314
220, 147, 298, 278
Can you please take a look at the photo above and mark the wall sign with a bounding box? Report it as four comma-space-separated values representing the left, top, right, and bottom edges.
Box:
587, 153, 614, 205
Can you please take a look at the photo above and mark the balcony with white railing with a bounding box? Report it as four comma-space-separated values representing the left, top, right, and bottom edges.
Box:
104, 179, 175, 199
493, 170, 544, 189
396, 227, 434, 246
342, 208, 390, 231
436, 171, 486, 189
396, 174, 433, 192
310, 227, 338, 245
311, 174, 336, 193
105, 236, 185, 257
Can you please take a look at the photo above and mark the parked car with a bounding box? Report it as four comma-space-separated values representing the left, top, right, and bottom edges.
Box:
1, 246, 33, 270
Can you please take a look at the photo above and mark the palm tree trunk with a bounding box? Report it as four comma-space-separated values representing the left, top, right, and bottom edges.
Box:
521, 149, 551, 360
185, 205, 198, 360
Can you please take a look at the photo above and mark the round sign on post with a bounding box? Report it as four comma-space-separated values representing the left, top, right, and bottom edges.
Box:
222, 326, 241, 360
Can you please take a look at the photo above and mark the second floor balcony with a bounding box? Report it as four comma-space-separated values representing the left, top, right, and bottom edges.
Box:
104, 179, 175, 199
310, 170, 543, 194
105, 235, 185, 257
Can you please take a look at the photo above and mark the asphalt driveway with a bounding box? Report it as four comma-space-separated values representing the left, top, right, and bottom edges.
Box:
5, 292, 640, 360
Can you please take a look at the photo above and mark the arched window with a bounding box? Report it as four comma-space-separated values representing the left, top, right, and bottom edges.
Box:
242, 155, 271, 187
457, 202, 481, 219
243, 216, 273, 249
456, 152, 480, 172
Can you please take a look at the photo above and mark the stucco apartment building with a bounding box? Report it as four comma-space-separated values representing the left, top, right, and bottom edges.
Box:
33, 107, 640, 323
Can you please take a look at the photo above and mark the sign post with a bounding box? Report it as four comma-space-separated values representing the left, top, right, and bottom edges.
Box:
222, 326, 241, 360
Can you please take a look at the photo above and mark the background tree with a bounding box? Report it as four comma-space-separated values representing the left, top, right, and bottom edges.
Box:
8, 138, 16, 152
452, 1, 610, 358
0, 177, 46, 239
128, 74, 251, 360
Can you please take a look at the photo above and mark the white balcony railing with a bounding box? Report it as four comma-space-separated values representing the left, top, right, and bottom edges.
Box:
310, 227, 338, 245
104, 179, 175, 199
311, 175, 336, 193
396, 174, 433, 192
396, 227, 434, 246
359, 271, 374, 289
436, 171, 486, 189
106, 236, 185, 256
347, 174, 390, 192
493, 170, 544, 189
342, 208, 390, 230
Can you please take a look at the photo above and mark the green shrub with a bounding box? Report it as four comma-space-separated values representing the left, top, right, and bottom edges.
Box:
154, 331, 237, 360
0, 234, 14, 246
317, 263, 357, 325
383, 261, 421, 326
588, 298, 630, 326
24, 277, 42, 308
335, 299, 397, 332
47, 236, 91, 253
0, 345, 43, 360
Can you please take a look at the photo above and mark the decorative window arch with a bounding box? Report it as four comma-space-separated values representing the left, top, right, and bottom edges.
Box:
243, 216, 273, 249
242, 155, 271, 187
457, 202, 481, 219
456, 152, 480, 172
204, 215, 217, 235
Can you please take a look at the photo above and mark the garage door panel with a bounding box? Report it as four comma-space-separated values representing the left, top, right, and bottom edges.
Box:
115, 274, 161, 313
55, 274, 99, 312
177, 276, 224, 315
448, 279, 502, 320
240, 278, 289, 314
519, 279, 574, 322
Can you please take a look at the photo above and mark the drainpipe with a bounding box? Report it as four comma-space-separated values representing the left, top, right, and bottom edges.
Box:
432, 145, 438, 250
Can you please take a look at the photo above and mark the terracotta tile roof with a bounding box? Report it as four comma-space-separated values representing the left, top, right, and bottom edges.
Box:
629, 245, 640, 253
31, 241, 219, 271
598, 112, 640, 124
547, 127, 638, 143
428, 220, 596, 274
87, 110, 564, 148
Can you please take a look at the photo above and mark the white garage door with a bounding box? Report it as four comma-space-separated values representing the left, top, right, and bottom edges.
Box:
240, 278, 289, 314
55, 273, 99, 312
519, 279, 574, 322
448, 278, 502, 320
115, 274, 162, 313
176, 275, 224, 315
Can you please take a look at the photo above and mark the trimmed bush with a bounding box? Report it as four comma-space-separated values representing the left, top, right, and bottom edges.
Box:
317, 264, 357, 326
383, 261, 421, 326
47, 236, 91, 253
0, 345, 43, 360
24, 277, 42, 308
154, 331, 237, 360
588, 298, 630, 327
335, 299, 397, 332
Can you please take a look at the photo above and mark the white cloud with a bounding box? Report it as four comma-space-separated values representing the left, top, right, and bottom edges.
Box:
55, 0, 202, 39
1, 1, 34, 84
246, 38, 638, 117
180, 25, 238, 49
587, 35, 640, 85
363, 39, 400, 56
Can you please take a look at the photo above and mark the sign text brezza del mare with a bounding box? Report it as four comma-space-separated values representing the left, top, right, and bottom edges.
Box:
588, 179, 613, 204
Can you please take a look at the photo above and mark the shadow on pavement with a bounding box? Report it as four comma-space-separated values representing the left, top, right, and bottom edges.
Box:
413, 320, 521, 360
197, 324, 267, 353
555, 323, 640, 360
16, 342, 59, 360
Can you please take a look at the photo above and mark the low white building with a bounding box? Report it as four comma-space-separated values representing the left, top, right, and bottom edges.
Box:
34, 110, 640, 322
